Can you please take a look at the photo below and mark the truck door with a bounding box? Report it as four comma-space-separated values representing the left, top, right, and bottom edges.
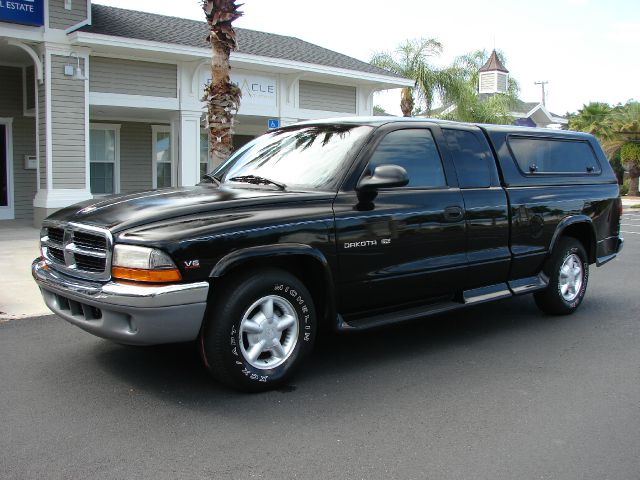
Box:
334, 125, 467, 314
441, 127, 510, 288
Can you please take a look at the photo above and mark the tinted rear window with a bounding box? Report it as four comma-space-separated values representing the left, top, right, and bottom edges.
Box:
508, 137, 601, 175
443, 129, 492, 188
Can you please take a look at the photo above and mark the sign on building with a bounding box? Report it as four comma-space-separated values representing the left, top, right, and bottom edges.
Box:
0, 0, 44, 26
201, 69, 278, 109
267, 119, 279, 129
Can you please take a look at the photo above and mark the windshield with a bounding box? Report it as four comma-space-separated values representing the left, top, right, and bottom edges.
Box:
208, 125, 373, 191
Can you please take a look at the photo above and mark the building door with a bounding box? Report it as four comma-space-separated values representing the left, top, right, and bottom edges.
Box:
0, 120, 14, 220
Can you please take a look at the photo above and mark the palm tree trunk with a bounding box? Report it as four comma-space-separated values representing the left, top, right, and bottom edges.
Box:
629, 174, 640, 196
627, 167, 640, 197
400, 87, 414, 117
202, 0, 243, 166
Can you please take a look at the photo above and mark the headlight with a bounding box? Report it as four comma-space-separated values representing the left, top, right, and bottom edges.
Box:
112, 245, 182, 283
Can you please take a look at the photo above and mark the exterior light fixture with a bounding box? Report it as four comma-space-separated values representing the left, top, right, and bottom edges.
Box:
64, 52, 86, 80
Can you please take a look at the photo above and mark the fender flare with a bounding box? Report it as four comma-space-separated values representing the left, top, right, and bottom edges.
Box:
209, 243, 336, 324
548, 215, 597, 262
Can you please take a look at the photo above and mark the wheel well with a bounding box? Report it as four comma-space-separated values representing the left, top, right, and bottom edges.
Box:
212, 255, 333, 327
559, 222, 596, 263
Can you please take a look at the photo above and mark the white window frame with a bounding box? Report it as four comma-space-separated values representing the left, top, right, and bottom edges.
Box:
152, 125, 174, 189
89, 123, 121, 196
22, 67, 35, 117
0, 118, 14, 220
200, 129, 212, 178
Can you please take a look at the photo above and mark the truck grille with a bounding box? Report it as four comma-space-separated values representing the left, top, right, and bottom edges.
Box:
41, 222, 113, 281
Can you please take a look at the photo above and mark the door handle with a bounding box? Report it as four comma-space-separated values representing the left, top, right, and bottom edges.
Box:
444, 206, 464, 222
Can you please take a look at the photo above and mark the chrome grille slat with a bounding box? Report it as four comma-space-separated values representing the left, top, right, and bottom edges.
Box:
66, 244, 107, 258
41, 222, 113, 281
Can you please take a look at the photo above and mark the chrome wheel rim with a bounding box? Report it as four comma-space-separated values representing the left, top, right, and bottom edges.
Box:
559, 253, 583, 302
239, 295, 299, 370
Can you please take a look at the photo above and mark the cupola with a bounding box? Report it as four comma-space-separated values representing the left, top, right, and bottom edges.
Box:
478, 50, 509, 94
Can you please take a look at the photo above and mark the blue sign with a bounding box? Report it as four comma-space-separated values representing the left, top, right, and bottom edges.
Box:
0, 0, 44, 27
267, 119, 280, 129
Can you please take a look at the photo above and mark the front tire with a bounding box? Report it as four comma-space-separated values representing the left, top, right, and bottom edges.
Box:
534, 237, 589, 315
200, 269, 317, 392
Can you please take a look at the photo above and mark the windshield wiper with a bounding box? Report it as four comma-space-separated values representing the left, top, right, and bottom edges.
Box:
228, 175, 286, 190
201, 173, 221, 186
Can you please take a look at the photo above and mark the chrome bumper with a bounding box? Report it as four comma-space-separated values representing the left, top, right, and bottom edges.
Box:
32, 258, 209, 345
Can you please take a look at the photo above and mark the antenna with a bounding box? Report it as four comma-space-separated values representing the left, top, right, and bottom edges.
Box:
534, 80, 548, 106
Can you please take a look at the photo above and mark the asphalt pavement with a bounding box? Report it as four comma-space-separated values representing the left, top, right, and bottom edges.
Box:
1, 227, 639, 480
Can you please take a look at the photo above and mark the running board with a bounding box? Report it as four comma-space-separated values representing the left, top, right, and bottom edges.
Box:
338, 283, 513, 331
508, 274, 548, 295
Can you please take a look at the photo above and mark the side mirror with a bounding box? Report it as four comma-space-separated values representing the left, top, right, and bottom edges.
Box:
358, 164, 409, 192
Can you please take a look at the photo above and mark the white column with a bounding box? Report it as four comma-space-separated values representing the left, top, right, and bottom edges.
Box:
33, 45, 92, 227
177, 110, 203, 186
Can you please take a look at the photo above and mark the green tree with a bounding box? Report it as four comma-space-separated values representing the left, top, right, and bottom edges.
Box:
202, 0, 243, 166
370, 38, 443, 116
568, 102, 615, 144
570, 101, 640, 192
620, 142, 640, 196
431, 49, 519, 124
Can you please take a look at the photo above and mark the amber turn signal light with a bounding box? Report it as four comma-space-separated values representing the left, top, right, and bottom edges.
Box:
111, 266, 182, 283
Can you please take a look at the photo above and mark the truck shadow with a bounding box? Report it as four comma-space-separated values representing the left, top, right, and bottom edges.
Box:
93, 293, 565, 409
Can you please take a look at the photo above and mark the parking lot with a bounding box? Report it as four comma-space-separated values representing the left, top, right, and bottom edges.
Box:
1, 216, 639, 480
621, 208, 640, 237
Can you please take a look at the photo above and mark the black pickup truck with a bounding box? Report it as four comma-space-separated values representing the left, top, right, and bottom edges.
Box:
33, 117, 623, 391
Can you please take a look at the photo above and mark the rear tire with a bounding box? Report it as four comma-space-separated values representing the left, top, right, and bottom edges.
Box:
199, 269, 317, 392
534, 237, 589, 315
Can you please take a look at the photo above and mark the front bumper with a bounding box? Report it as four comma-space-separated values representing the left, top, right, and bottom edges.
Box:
32, 258, 209, 345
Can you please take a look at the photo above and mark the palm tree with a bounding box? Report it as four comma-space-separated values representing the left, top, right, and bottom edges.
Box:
569, 101, 640, 194
568, 102, 615, 145
614, 102, 640, 195
202, 0, 243, 166
435, 50, 519, 124
370, 38, 443, 116
621, 142, 640, 196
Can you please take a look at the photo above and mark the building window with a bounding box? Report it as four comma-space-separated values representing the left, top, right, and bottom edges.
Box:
152, 126, 172, 188
89, 124, 120, 195
200, 131, 211, 179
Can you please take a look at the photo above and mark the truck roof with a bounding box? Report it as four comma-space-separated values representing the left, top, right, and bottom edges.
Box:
292, 116, 591, 140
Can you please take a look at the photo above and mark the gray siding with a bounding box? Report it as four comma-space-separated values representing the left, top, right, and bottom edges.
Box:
0, 66, 37, 220
49, 0, 88, 30
50, 55, 86, 189
89, 57, 177, 98
299, 81, 356, 113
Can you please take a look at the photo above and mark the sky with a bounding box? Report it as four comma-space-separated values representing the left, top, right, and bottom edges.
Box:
95, 0, 639, 116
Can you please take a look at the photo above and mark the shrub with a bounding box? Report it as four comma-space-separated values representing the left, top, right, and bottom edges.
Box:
621, 142, 640, 167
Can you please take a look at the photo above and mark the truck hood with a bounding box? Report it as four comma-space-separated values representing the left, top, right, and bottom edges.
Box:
45, 185, 331, 232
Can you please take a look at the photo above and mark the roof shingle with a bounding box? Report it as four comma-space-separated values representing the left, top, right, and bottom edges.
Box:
81, 5, 403, 78
479, 50, 509, 73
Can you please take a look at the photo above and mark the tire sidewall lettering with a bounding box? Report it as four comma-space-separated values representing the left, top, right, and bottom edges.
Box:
227, 281, 315, 384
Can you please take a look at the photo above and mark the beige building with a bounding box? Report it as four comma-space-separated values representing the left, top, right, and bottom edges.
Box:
0, 1, 411, 225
